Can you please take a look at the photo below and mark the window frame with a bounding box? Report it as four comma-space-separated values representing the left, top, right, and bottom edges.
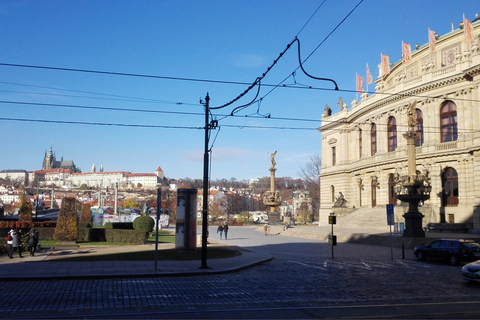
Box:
440, 101, 458, 143
371, 123, 377, 156
414, 109, 424, 147
387, 116, 397, 152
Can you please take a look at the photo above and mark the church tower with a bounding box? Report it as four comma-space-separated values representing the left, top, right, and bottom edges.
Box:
42, 145, 55, 170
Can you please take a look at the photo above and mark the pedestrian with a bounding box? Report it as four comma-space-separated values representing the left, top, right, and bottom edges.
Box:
11, 229, 23, 258
264, 224, 269, 236
223, 222, 229, 240
28, 228, 39, 257
217, 223, 224, 240
6, 229, 14, 259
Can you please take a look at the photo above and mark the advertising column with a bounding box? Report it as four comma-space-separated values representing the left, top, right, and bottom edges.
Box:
175, 188, 197, 251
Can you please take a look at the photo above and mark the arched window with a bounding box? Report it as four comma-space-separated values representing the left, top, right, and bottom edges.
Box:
387, 117, 397, 152
359, 129, 363, 159
442, 167, 458, 207
371, 123, 377, 156
440, 101, 457, 142
388, 173, 397, 205
414, 109, 424, 147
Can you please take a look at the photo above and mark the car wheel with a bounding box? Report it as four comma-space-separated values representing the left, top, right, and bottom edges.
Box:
449, 255, 459, 266
416, 251, 425, 261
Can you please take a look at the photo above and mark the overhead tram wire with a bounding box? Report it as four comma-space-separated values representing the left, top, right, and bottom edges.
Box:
0, 80, 198, 106
255, 0, 364, 104
213, 0, 331, 114
0, 98, 323, 123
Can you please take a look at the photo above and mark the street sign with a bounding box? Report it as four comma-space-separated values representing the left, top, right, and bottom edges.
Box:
386, 204, 394, 225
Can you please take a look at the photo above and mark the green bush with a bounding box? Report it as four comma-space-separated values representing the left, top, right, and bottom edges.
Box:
104, 222, 133, 229
54, 197, 79, 241
79, 222, 92, 229
80, 203, 92, 224
105, 229, 147, 243
78, 228, 106, 242
133, 216, 155, 232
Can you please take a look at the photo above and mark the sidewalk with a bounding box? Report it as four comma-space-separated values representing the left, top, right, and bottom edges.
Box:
1, 225, 479, 281
0, 240, 273, 281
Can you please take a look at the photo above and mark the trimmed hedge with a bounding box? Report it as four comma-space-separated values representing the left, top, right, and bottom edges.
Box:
78, 228, 106, 242
105, 229, 148, 243
0, 224, 147, 253
133, 216, 155, 232
104, 222, 134, 229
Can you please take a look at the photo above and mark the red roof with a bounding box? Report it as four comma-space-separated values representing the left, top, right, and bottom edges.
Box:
126, 173, 155, 177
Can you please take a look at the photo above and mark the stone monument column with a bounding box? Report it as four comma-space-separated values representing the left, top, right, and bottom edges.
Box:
264, 151, 281, 224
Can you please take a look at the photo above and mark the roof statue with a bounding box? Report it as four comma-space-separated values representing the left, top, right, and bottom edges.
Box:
407, 101, 417, 128
270, 151, 277, 169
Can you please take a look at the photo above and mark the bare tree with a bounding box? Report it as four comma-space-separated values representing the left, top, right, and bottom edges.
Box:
298, 155, 321, 221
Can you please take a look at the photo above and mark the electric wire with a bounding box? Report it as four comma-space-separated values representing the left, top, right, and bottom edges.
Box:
0, 81, 196, 105
0, 96, 477, 135
251, 0, 364, 107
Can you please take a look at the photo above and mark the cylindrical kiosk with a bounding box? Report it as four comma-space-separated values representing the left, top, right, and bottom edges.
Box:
175, 188, 197, 251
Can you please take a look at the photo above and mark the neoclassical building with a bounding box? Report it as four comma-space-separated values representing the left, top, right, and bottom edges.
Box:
319, 18, 480, 231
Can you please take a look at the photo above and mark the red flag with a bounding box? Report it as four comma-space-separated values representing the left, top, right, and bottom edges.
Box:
366, 64, 372, 85
403, 42, 411, 64
381, 54, 390, 76
356, 74, 363, 93
429, 28, 436, 53
465, 17, 473, 44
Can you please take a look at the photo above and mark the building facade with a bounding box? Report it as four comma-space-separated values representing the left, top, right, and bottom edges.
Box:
319, 19, 480, 231
68, 167, 163, 189
0, 170, 28, 185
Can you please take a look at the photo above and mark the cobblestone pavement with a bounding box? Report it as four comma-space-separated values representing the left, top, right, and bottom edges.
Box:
0, 226, 479, 319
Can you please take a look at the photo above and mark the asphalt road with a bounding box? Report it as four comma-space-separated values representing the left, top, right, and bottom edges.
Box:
1, 226, 479, 319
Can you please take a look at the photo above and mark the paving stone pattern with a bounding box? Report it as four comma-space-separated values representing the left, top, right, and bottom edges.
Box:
0, 226, 476, 318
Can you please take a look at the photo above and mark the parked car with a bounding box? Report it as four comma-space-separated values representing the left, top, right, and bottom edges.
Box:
462, 260, 480, 282
414, 239, 480, 265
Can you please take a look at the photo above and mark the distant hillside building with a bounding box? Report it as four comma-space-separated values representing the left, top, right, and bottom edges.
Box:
0, 170, 28, 185
42, 145, 80, 173
68, 166, 164, 189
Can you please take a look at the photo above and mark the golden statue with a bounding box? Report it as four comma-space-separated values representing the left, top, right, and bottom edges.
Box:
407, 101, 417, 128
270, 151, 277, 169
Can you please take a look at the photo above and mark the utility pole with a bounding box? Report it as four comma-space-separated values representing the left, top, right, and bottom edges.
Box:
201, 93, 210, 269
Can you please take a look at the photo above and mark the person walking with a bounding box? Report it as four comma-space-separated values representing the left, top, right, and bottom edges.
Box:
217, 224, 224, 240
28, 228, 39, 257
6, 229, 14, 259
223, 222, 229, 240
11, 229, 23, 258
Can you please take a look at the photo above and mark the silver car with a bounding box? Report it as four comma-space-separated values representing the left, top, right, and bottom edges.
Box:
462, 260, 480, 282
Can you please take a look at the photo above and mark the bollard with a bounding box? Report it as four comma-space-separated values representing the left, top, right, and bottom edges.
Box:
402, 244, 405, 259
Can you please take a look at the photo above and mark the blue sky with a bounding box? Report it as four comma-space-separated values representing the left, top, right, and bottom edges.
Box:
0, 1, 478, 181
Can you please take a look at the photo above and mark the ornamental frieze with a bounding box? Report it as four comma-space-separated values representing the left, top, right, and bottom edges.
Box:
441, 43, 461, 67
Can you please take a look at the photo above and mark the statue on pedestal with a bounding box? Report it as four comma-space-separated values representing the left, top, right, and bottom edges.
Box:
333, 192, 347, 208
270, 151, 277, 169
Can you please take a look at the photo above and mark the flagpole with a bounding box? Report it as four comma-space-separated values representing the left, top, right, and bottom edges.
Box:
356, 73, 358, 101
366, 64, 368, 94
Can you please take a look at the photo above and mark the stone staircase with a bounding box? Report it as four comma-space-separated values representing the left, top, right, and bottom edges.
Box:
336, 206, 394, 228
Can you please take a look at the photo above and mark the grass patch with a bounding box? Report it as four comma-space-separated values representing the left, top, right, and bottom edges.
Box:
49, 247, 241, 262
39, 230, 175, 247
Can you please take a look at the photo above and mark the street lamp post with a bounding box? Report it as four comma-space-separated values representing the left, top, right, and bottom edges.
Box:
395, 102, 432, 237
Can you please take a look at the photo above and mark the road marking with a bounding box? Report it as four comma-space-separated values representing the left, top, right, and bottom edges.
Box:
289, 261, 327, 270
